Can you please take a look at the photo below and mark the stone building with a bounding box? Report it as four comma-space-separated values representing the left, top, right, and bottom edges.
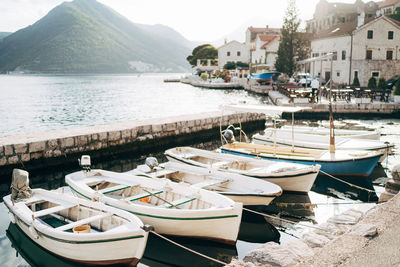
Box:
309, 15, 400, 86
217, 26, 281, 71
306, 0, 378, 33
251, 34, 280, 71
377, 0, 400, 15
217, 40, 251, 69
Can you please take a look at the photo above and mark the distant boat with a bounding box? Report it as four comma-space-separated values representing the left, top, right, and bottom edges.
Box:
279, 125, 380, 140
165, 146, 320, 193
66, 168, 242, 245
4, 188, 148, 266
253, 129, 393, 163
250, 72, 280, 84
128, 160, 283, 206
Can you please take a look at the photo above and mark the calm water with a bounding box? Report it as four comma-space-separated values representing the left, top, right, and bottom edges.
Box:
0, 74, 399, 266
0, 74, 267, 137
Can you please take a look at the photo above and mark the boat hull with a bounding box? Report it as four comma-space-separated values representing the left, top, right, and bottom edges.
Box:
165, 147, 319, 193
66, 172, 242, 245
220, 147, 381, 177
4, 205, 145, 265
253, 132, 392, 163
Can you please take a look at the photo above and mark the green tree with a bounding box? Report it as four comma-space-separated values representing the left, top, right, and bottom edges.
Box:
236, 61, 249, 68
394, 79, 400, 95
353, 76, 360, 87
378, 77, 386, 89
368, 77, 377, 89
224, 62, 237, 70
186, 44, 217, 67
275, 0, 309, 76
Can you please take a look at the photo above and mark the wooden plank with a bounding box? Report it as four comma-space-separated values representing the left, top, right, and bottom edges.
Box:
98, 184, 131, 194
125, 190, 164, 201
34, 204, 76, 218
56, 212, 112, 232
159, 196, 197, 208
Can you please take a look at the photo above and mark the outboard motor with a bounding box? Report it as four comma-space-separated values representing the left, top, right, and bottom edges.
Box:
79, 155, 91, 172
223, 129, 236, 144
11, 169, 32, 202
145, 157, 159, 171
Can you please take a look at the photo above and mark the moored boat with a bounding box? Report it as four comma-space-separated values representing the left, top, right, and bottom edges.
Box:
3, 170, 148, 266
165, 146, 320, 193
220, 142, 382, 177
253, 129, 393, 162
128, 160, 283, 206
66, 166, 242, 245
280, 125, 380, 140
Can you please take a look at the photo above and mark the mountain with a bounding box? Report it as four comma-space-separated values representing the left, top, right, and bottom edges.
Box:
0, 32, 12, 41
0, 0, 191, 73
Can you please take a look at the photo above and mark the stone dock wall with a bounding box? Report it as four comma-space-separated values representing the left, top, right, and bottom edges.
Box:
0, 111, 266, 176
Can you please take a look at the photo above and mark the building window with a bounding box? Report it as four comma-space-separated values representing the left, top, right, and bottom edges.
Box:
342, 50, 346, 60
372, 72, 380, 77
366, 50, 372, 60
337, 72, 340, 77
388, 31, 394, 40
354, 71, 358, 78
333, 51, 337, 61
367, 30, 373, 39
387, 50, 393, 60
237, 51, 241, 56
227, 52, 230, 56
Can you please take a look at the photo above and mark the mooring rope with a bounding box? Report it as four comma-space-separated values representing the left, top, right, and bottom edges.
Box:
243, 207, 323, 231
319, 170, 375, 193
149, 230, 228, 266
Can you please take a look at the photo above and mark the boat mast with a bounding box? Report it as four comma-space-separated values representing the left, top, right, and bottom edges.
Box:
329, 56, 335, 153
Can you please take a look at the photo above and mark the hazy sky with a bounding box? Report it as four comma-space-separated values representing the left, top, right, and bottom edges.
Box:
0, 0, 363, 42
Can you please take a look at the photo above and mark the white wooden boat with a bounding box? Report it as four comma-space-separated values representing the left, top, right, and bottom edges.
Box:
253, 129, 393, 162
66, 169, 242, 245
128, 161, 282, 206
165, 147, 320, 193
3, 187, 148, 266
280, 125, 380, 140
220, 104, 382, 177
221, 142, 382, 177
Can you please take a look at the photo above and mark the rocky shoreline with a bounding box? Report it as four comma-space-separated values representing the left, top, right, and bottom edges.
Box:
228, 191, 400, 267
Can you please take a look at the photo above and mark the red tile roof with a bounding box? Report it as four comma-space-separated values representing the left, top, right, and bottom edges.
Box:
379, 0, 400, 8
259, 35, 280, 49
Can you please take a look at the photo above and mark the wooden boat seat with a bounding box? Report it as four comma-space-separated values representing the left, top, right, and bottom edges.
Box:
33, 204, 77, 218
125, 190, 164, 202
154, 169, 178, 177
159, 196, 197, 208
211, 161, 229, 167
192, 179, 230, 189
56, 212, 112, 232
98, 184, 135, 194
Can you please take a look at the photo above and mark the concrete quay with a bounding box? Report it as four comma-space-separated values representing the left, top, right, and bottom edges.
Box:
228, 192, 400, 267
0, 111, 266, 176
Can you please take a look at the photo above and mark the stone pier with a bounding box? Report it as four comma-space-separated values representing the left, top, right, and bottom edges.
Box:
0, 111, 266, 177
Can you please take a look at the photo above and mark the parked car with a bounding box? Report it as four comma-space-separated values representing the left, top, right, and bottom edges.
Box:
386, 75, 399, 90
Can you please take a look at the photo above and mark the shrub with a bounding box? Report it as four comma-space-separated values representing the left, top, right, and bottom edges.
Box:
223, 62, 236, 70
368, 77, 377, 89
200, 72, 209, 81
394, 79, 400, 95
352, 76, 360, 87
378, 77, 386, 90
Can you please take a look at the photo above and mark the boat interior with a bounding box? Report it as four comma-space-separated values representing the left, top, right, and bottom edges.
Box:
25, 198, 128, 233
154, 170, 233, 192
86, 179, 213, 210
